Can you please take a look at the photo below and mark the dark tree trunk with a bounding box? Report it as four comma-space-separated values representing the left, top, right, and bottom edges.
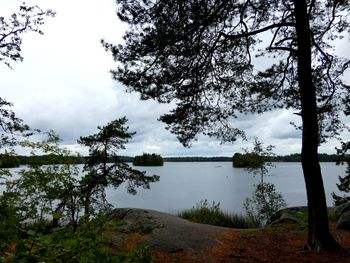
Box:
294, 0, 340, 251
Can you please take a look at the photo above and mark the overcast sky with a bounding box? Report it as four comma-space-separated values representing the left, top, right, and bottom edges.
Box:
0, 0, 349, 157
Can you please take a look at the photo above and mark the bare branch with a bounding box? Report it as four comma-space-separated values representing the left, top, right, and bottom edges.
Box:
220, 22, 295, 40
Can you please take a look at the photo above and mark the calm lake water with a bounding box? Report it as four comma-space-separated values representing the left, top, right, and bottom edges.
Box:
2, 162, 346, 214
106, 162, 346, 214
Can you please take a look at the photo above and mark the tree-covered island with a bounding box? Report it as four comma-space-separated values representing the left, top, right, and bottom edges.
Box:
0, 153, 20, 168
133, 153, 164, 166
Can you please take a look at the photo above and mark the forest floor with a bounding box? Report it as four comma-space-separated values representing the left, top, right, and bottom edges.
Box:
107, 208, 350, 263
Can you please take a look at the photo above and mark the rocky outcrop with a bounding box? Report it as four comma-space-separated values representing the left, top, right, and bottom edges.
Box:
268, 203, 350, 231
107, 208, 230, 254
109, 208, 164, 234
335, 201, 350, 230
337, 211, 350, 230
334, 201, 350, 218
268, 206, 307, 226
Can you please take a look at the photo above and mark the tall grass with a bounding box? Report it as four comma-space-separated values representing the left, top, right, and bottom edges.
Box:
177, 200, 258, 229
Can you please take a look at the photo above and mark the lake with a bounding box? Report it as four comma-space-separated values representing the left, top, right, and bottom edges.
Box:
106, 162, 346, 214
2, 162, 346, 214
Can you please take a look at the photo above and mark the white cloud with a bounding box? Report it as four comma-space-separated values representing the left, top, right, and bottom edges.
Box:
0, 0, 348, 157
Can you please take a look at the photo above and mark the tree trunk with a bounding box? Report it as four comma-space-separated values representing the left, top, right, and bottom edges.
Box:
294, 0, 340, 251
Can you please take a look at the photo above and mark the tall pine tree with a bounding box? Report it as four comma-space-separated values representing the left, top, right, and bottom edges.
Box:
104, 0, 350, 251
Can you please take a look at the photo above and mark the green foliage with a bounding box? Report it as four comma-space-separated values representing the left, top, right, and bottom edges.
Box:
0, 3, 55, 68
242, 139, 286, 226
3, 118, 160, 228
178, 199, 254, 229
78, 117, 159, 219
0, 197, 23, 257
18, 219, 113, 262
0, 211, 152, 263
113, 246, 152, 263
244, 183, 287, 226
0, 125, 154, 262
242, 138, 276, 179
332, 161, 350, 206
4, 132, 83, 229
105, 1, 349, 146
133, 153, 164, 166
0, 98, 32, 149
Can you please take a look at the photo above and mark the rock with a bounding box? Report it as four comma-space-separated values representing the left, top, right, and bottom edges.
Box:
109, 236, 124, 247
269, 215, 302, 226
110, 208, 164, 234
268, 206, 307, 226
337, 211, 350, 230
108, 208, 226, 254
334, 201, 350, 219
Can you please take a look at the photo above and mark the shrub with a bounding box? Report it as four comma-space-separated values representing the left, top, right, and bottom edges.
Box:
0, 211, 152, 263
178, 199, 254, 228
244, 183, 287, 227
332, 161, 350, 206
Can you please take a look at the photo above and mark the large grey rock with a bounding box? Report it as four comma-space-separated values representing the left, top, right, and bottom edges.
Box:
334, 201, 350, 218
109, 208, 165, 234
337, 211, 350, 230
268, 206, 307, 226
108, 208, 227, 254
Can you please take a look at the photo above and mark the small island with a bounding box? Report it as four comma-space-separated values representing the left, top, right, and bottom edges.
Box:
133, 153, 164, 166
0, 153, 20, 168
232, 153, 264, 168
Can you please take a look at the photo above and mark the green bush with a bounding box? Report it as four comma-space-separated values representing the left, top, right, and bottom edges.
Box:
244, 183, 287, 227
0, 211, 152, 263
178, 199, 255, 228
332, 161, 350, 206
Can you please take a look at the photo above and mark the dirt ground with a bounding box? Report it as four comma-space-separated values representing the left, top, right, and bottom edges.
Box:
151, 222, 350, 263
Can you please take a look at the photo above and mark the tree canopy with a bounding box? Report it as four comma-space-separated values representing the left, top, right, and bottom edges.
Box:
104, 0, 349, 145
0, 3, 54, 148
78, 117, 159, 218
105, 0, 350, 251
0, 3, 55, 68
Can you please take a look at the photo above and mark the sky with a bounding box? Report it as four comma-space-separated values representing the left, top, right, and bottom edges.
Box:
0, 0, 349, 157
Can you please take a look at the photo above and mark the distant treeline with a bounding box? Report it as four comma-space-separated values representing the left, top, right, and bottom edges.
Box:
164, 156, 232, 162
1, 155, 134, 167
0, 153, 344, 168
165, 154, 341, 162
268, 153, 341, 162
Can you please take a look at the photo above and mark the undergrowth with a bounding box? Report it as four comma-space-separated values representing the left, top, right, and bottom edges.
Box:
178, 199, 258, 229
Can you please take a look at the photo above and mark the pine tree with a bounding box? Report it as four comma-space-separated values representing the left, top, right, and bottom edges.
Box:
104, 0, 350, 251
332, 161, 350, 206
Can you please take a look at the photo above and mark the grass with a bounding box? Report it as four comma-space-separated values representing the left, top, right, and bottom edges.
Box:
177, 200, 258, 229
111, 219, 126, 227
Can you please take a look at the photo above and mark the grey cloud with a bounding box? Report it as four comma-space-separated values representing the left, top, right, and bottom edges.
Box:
1, 0, 347, 157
